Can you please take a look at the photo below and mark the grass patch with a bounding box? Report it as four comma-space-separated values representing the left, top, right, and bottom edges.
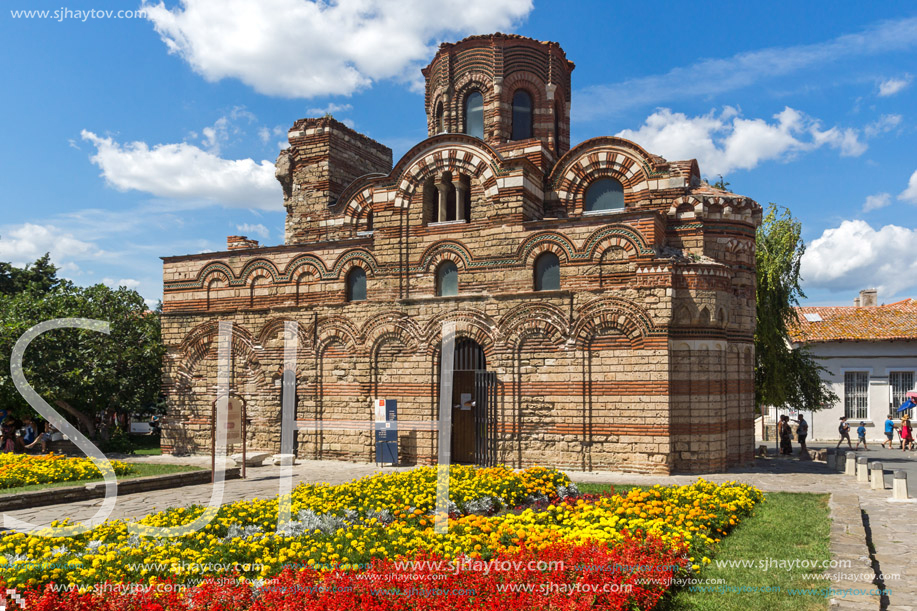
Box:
0, 462, 201, 495
127, 434, 162, 455
660, 492, 830, 611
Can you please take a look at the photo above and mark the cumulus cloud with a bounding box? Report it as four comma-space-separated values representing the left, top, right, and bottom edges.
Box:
616, 107, 866, 176
81, 130, 281, 210
236, 223, 270, 240
142, 0, 533, 98
0, 223, 105, 270
899, 169, 917, 204
801, 220, 917, 298
863, 192, 892, 212
878, 75, 912, 96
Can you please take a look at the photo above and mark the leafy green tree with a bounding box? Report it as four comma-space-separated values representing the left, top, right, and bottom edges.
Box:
0, 263, 164, 437
0, 253, 61, 295
755, 204, 837, 412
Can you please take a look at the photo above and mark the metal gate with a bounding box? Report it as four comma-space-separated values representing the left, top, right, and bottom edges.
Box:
474, 371, 497, 467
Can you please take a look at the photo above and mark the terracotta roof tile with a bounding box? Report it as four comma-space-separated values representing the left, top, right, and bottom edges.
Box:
790, 300, 917, 343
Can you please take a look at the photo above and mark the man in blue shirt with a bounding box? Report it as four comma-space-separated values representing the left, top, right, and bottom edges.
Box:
855, 421, 869, 450
882, 415, 896, 449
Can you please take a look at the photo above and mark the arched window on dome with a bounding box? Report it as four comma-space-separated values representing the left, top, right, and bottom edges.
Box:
584, 178, 625, 213
511, 90, 533, 140
464, 91, 484, 139
434, 102, 445, 134
345, 267, 366, 302
533, 252, 560, 292
435, 261, 458, 297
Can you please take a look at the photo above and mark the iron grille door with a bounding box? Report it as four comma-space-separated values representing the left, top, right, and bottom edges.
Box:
475, 371, 497, 466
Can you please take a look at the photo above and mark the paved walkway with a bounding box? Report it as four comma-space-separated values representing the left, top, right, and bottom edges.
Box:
4, 454, 914, 609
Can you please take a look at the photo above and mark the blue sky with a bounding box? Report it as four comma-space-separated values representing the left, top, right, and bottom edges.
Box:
1, 0, 915, 306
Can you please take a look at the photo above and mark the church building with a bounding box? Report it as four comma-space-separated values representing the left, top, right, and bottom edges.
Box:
160, 34, 761, 473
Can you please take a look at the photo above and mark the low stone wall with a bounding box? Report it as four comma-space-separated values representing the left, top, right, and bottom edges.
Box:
0, 468, 240, 512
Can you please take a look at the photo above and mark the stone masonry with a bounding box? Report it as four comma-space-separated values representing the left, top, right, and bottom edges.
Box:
160, 34, 762, 474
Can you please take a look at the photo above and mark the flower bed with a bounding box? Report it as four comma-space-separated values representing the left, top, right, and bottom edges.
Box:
0, 453, 136, 489
0, 466, 764, 610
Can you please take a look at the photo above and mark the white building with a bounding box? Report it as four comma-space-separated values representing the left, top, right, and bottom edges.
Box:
789, 290, 917, 442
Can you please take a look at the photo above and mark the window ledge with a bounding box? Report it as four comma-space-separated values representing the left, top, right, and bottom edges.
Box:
582, 208, 626, 216
428, 220, 469, 227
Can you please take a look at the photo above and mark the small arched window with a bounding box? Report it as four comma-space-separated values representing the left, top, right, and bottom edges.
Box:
464, 91, 484, 139
534, 252, 560, 292
365, 211, 373, 232
435, 261, 458, 297
345, 267, 366, 302
511, 90, 533, 140
434, 102, 444, 134
584, 178, 625, 213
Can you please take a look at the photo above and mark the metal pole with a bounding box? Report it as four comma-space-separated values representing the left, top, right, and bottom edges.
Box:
242, 398, 247, 480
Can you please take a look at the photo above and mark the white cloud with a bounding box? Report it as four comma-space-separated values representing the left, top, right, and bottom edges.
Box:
900, 169, 917, 204
236, 223, 270, 240
259, 125, 286, 147
616, 106, 865, 176
878, 75, 912, 96
802, 220, 917, 298
200, 106, 256, 154
575, 16, 917, 121
307, 103, 353, 116
81, 130, 281, 210
0, 223, 104, 270
863, 192, 892, 212
102, 277, 142, 290
863, 114, 902, 138
142, 0, 533, 98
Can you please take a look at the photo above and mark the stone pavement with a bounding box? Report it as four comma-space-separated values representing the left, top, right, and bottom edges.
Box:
3, 454, 914, 609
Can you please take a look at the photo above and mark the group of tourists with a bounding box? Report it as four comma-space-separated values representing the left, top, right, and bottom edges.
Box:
835, 413, 915, 452
0, 410, 53, 454
777, 413, 808, 457
778, 407, 917, 457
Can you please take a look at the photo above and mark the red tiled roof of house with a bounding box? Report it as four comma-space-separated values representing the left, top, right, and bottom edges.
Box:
790, 299, 917, 343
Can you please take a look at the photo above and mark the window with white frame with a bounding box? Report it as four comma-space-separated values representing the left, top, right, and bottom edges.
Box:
889, 371, 915, 416
844, 371, 869, 419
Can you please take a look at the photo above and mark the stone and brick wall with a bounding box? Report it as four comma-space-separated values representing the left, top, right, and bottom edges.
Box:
161, 34, 761, 474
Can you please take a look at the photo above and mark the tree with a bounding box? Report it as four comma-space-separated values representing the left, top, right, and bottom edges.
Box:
754, 204, 837, 412
0, 253, 61, 295
0, 262, 164, 437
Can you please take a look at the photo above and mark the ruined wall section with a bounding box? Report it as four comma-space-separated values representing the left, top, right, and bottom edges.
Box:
278, 117, 392, 245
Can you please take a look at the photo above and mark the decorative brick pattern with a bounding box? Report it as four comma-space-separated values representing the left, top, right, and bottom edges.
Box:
161, 34, 762, 474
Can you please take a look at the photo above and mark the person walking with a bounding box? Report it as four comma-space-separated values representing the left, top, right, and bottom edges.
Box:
836, 416, 853, 449
855, 421, 869, 450
881, 415, 896, 449
901, 416, 914, 452
779, 414, 793, 455
796, 414, 809, 458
